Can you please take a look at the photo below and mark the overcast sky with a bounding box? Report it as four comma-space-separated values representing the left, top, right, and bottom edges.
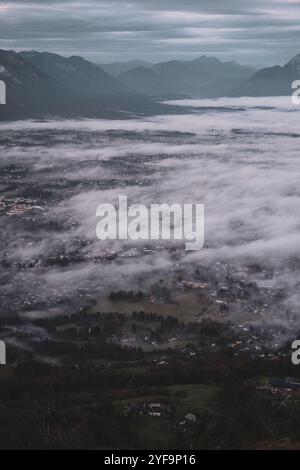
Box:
0, 0, 299, 65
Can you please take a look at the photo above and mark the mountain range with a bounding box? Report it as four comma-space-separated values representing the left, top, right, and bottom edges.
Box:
118, 56, 256, 97
21, 51, 128, 95
99, 60, 153, 77
0, 49, 299, 120
0, 50, 174, 120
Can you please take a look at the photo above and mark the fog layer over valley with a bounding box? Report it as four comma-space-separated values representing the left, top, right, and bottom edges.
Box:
0, 97, 299, 351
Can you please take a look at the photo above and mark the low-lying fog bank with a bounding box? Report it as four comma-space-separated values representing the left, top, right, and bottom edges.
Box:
0, 97, 299, 334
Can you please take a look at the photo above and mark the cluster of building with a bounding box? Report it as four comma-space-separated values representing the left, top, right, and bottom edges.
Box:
0, 196, 43, 216
121, 402, 173, 418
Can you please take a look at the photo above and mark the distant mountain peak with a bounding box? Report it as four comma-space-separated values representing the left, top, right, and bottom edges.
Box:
285, 53, 300, 73
0, 48, 69, 108
119, 55, 255, 97
287, 53, 300, 63
192, 55, 221, 64
231, 52, 300, 97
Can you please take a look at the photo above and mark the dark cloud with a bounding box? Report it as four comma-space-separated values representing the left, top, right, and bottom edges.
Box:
0, 1, 299, 64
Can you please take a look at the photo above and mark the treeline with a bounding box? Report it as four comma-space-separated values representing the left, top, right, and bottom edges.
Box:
109, 290, 145, 302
